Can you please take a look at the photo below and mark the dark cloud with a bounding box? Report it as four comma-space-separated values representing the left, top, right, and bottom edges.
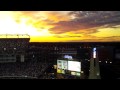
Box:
49, 11, 120, 34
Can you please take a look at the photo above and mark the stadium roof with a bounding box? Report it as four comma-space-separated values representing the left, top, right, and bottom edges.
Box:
0, 34, 30, 38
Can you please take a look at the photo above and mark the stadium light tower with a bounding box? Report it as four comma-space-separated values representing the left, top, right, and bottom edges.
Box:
89, 47, 101, 79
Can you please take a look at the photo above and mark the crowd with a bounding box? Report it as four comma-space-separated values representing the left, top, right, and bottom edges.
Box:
0, 61, 50, 79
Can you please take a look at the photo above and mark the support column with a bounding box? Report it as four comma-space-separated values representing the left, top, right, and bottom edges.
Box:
89, 58, 97, 79
21, 54, 24, 62
95, 52, 101, 79
89, 47, 101, 79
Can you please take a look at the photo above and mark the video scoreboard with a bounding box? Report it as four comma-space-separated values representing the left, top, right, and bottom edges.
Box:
57, 59, 81, 76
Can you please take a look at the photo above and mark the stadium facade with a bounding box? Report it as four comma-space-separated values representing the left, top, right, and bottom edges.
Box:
0, 34, 30, 63
0, 35, 120, 79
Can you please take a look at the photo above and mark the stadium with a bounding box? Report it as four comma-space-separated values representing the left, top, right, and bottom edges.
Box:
0, 34, 120, 79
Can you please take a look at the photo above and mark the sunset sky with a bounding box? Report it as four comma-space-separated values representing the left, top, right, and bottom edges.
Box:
0, 11, 120, 42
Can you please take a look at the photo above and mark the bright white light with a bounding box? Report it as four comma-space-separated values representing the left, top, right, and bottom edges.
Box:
68, 61, 81, 72
71, 72, 76, 75
4, 48, 6, 50
93, 47, 96, 58
110, 62, 112, 63
81, 71, 84, 73
33, 55, 34, 58
106, 61, 107, 63
97, 73, 100, 76
99, 61, 101, 62
64, 55, 73, 60
14, 48, 16, 50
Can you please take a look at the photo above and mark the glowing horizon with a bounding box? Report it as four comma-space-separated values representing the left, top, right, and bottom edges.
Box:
0, 11, 120, 42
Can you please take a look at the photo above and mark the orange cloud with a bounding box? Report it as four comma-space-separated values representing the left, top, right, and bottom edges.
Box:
0, 11, 120, 42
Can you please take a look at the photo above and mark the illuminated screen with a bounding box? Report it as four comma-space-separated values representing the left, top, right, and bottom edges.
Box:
57, 60, 63, 69
76, 72, 80, 76
61, 70, 65, 74
57, 60, 68, 70
57, 69, 62, 73
62, 61, 68, 69
57, 69, 65, 74
71, 72, 76, 75
68, 61, 81, 72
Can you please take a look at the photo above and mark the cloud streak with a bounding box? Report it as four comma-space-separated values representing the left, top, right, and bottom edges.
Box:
0, 11, 120, 42
49, 11, 120, 34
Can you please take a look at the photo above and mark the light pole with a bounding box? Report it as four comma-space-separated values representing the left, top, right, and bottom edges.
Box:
89, 47, 101, 79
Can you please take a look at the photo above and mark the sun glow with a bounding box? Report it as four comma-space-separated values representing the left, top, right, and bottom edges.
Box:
0, 11, 120, 42
0, 12, 53, 37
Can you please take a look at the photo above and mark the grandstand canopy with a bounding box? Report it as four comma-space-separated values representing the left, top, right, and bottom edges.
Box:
0, 34, 30, 38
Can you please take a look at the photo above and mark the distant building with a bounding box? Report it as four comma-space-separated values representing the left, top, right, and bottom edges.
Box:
0, 34, 30, 63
